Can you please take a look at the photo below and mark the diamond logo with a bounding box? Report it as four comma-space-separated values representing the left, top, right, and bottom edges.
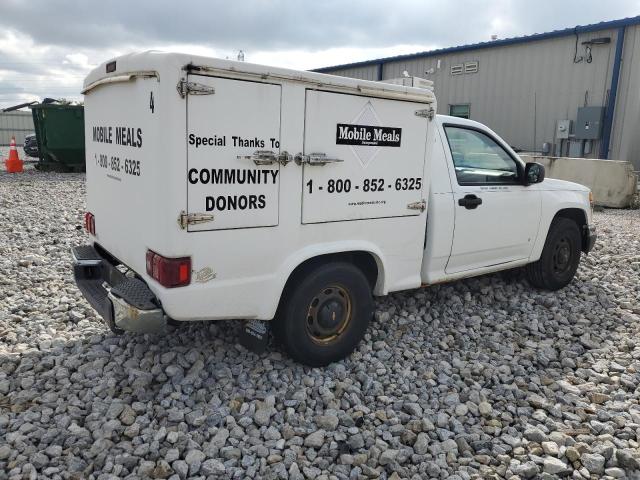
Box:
349, 102, 382, 168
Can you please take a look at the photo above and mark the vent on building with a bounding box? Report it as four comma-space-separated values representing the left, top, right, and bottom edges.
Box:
464, 61, 479, 74
450, 64, 464, 76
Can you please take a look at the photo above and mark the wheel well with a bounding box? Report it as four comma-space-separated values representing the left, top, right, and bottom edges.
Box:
553, 208, 588, 251
282, 251, 380, 299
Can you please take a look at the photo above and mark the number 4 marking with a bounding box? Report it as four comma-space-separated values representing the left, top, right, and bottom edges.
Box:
149, 92, 155, 113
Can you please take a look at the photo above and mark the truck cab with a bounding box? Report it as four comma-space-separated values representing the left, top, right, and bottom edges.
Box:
423, 115, 595, 285
72, 52, 596, 366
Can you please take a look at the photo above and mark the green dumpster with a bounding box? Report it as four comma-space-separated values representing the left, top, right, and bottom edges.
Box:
31, 103, 85, 172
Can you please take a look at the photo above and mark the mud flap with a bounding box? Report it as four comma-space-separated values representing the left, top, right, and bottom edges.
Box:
238, 319, 269, 354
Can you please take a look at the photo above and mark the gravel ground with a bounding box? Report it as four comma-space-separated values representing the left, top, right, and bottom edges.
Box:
1, 171, 640, 480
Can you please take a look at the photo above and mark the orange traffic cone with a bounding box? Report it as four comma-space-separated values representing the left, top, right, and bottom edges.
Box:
5, 136, 24, 173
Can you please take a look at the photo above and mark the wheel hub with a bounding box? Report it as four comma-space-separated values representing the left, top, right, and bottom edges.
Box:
318, 300, 344, 330
557, 247, 570, 264
306, 285, 352, 345
553, 237, 572, 274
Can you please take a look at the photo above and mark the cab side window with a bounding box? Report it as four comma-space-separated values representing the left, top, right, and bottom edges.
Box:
444, 126, 520, 185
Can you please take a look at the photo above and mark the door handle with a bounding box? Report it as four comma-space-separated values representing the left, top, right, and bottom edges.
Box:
458, 194, 483, 209
294, 152, 343, 166
237, 150, 292, 166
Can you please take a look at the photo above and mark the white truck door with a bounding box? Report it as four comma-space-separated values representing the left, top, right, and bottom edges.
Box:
186, 75, 282, 231
442, 124, 541, 274
301, 91, 429, 223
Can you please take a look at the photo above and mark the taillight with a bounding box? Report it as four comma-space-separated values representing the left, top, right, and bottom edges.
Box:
146, 250, 191, 288
84, 212, 96, 235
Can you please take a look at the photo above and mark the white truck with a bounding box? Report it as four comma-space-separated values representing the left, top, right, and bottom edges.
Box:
72, 52, 596, 366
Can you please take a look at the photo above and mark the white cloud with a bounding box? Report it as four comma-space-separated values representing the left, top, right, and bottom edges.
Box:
0, 0, 638, 108
249, 44, 438, 70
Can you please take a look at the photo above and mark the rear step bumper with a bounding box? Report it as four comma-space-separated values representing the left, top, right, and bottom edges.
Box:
71, 245, 167, 334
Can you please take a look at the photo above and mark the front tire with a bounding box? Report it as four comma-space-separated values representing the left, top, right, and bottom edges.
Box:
526, 217, 582, 291
273, 262, 373, 367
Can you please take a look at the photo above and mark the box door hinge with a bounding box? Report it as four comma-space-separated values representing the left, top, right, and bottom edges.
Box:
415, 107, 435, 120
407, 200, 426, 212
178, 211, 214, 229
176, 78, 215, 98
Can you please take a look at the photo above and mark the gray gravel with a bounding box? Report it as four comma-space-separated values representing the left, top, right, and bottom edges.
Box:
1, 170, 640, 480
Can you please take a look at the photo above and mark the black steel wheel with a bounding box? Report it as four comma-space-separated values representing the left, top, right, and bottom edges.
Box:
552, 236, 573, 276
273, 262, 372, 367
305, 284, 353, 345
526, 217, 581, 291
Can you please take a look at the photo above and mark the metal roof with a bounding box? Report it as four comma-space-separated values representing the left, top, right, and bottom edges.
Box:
313, 15, 640, 72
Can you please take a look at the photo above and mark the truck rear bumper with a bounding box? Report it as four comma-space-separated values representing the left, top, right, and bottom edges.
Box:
71, 245, 167, 334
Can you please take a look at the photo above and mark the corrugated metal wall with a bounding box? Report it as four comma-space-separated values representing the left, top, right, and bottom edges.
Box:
0, 111, 34, 146
611, 24, 640, 170
320, 26, 640, 167
321, 65, 379, 81
380, 28, 619, 157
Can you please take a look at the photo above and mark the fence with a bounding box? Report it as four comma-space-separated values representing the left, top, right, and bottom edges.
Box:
0, 111, 34, 146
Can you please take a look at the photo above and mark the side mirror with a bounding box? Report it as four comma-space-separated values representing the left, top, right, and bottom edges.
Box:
524, 162, 545, 186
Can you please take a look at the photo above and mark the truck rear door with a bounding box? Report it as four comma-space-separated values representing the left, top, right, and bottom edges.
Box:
186, 75, 282, 231
301, 91, 429, 224
84, 74, 161, 275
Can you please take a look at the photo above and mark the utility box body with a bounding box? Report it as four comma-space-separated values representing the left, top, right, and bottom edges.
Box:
575, 106, 605, 140
384, 76, 434, 89
556, 119, 571, 139
80, 52, 436, 321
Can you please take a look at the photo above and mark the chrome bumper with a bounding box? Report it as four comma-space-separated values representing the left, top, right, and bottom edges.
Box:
72, 245, 167, 334
109, 291, 166, 333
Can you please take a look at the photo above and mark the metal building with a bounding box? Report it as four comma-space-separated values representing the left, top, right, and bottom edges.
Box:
314, 16, 640, 169
0, 111, 34, 146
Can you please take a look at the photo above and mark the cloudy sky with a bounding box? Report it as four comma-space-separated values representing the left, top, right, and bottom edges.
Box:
1, 0, 639, 108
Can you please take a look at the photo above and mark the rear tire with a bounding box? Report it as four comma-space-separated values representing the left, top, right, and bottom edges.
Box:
273, 262, 373, 367
526, 217, 581, 291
